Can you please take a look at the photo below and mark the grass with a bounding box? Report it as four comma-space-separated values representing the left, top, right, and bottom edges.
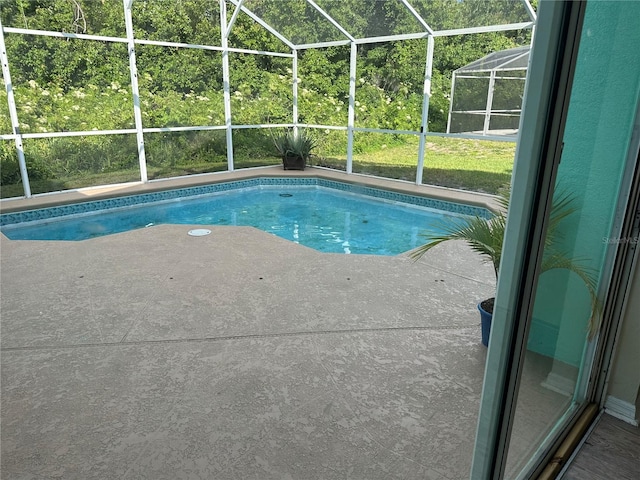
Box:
0, 136, 515, 198
320, 135, 515, 194
0, 158, 282, 198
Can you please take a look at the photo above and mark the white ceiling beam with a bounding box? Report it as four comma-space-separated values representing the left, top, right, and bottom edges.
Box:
136, 38, 225, 51
295, 39, 351, 50
227, 0, 295, 51
225, 0, 245, 38
354, 32, 429, 45
432, 22, 534, 37
3, 26, 127, 43
522, 0, 537, 22
399, 0, 434, 36
306, 0, 355, 42
227, 46, 293, 57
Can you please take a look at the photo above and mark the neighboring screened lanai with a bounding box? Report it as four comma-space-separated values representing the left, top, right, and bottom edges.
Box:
447, 45, 529, 137
0, 0, 537, 199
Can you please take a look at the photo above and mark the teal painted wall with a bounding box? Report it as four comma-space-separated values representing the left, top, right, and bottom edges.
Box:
527, 0, 640, 365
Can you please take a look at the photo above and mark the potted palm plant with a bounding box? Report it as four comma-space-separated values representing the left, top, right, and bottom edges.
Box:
410, 190, 600, 346
273, 129, 317, 170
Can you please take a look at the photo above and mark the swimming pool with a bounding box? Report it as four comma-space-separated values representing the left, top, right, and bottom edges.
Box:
0, 178, 491, 255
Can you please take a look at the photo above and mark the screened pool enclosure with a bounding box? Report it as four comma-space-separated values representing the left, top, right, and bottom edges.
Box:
447, 45, 529, 136
0, 0, 536, 198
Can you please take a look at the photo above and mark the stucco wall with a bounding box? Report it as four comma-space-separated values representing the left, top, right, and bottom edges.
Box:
607, 253, 640, 422
527, 0, 640, 366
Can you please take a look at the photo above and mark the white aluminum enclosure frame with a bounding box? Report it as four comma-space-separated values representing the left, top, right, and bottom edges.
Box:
0, 16, 30, 196
0, 0, 536, 198
447, 46, 530, 137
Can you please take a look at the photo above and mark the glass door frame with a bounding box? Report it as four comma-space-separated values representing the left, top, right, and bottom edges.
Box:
472, 0, 640, 477
471, 1, 590, 478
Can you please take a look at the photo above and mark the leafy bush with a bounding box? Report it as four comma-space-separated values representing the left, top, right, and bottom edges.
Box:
1, 142, 52, 185
0, 0, 528, 197
0, 156, 21, 185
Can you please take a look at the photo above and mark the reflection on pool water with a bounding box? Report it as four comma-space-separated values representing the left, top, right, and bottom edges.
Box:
1, 183, 487, 256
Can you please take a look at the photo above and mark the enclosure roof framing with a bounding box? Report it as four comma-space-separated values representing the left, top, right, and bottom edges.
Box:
431, 22, 535, 38
0, 0, 538, 198
220, 0, 535, 50
4, 1, 536, 52
307, 0, 355, 43
2, 26, 128, 44
400, 0, 435, 36
455, 45, 530, 74
225, 0, 246, 37
227, 0, 296, 51
1, 26, 293, 58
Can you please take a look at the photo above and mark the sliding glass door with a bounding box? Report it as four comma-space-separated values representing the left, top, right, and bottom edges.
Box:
472, 1, 640, 478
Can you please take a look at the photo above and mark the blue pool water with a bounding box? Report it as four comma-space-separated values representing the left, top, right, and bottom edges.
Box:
1, 184, 478, 255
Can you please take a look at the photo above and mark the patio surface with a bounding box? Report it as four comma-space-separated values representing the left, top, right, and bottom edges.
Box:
1, 180, 496, 479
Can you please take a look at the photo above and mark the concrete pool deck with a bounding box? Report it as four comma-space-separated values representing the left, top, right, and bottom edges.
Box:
1, 169, 497, 479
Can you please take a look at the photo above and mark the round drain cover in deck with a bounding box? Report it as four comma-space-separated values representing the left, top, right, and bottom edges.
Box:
188, 229, 211, 237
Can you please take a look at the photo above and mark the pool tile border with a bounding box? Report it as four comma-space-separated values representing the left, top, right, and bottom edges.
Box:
0, 177, 491, 227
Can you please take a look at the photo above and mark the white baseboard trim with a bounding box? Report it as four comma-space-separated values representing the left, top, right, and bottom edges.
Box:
541, 371, 575, 396
604, 395, 639, 426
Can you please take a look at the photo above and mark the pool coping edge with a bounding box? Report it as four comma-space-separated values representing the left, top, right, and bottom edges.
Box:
0, 167, 499, 225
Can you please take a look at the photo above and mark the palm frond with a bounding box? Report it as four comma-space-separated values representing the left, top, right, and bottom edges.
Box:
540, 253, 602, 338
410, 213, 506, 278
545, 190, 578, 248
411, 187, 603, 337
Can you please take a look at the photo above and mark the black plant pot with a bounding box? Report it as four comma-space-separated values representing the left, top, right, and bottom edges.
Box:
282, 155, 306, 170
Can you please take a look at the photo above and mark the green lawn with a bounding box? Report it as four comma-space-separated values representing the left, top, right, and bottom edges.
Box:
320, 135, 515, 194
0, 136, 515, 198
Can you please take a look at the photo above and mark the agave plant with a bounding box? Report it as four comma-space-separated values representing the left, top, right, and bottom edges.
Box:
273, 129, 317, 160
410, 190, 601, 336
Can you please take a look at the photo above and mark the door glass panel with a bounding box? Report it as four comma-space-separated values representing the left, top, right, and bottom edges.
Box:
504, 1, 640, 477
